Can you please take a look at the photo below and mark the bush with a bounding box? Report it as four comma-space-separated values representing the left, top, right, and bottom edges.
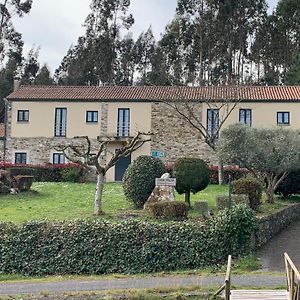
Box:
0, 163, 83, 182
60, 167, 82, 182
173, 158, 210, 207
12, 176, 34, 191
232, 177, 263, 210
276, 171, 300, 197
148, 201, 188, 220
216, 194, 249, 210
194, 201, 208, 215
0, 206, 257, 276
123, 156, 165, 208
216, 195, 229, 210
0, 182, 10, 195
209, 165, 249, 184
9, 167, 36, 177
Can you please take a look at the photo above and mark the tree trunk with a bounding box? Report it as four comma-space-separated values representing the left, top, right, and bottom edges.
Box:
266, 187, 275, 204
218, 159, 224, 185
185, 191, 191, 208
94, 172, 105, 215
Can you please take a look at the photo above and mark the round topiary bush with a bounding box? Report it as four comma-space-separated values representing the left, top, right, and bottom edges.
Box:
173, 158, 210, 207
123, 156, 165, 208
232, 177, 263, 210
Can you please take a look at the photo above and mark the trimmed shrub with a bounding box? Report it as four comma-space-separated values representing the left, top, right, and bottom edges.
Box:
194, 201, 208, 215
166, 163, 248, 185
0, 182, 10, 195
216, 194, 249, 210
276, 171, 300, 197
216, 195, 229, 210
148, 201, 188, 220
60, 167, 82, 182
209, 165, 249, 184
0, 206, 257, 276
0, 163, 83, 182
12, 176, 34, 191
232, 177, 263, 210
173, 158, 210, 207
123, 156, 165, 208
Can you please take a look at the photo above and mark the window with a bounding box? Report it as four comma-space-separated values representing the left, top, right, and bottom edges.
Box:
54, 108, 67, 137
86, 111, 98, 123
53, 153, 65, 164
15, 152, 27, 164
207, 109, 219, 137
117, 108, 130, 137
17, 110, 29, 122
239, 109, 252, 126
277, 112, 290, 125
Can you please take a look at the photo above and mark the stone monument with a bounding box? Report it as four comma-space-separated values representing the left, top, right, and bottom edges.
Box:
143, 173, 176, 209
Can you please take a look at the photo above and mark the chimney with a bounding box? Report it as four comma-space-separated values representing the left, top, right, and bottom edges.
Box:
13, 77, 21, 91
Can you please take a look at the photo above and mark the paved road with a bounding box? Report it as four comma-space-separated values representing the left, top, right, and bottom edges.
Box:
257, 219, 300, 272
0, 274, 286, 296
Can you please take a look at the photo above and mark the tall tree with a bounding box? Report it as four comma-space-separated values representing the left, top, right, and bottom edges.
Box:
56, 0, 134, 86
285, 54, 300, 85
134, 27, 156, 85
21, 47, 39, 84
0, 0, 32, 62
34, 64, 54, 85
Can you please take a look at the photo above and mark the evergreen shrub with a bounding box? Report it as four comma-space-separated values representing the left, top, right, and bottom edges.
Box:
148, 201, 188, 220
123, 156, 165, 208
232, 177, 262, 210
0, 205, 257, 276
276, 171, 300, 197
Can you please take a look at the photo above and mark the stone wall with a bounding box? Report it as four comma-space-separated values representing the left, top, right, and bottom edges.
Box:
6, 137, 102, 165
254, 203, 300, 248
151, 102, 216, 164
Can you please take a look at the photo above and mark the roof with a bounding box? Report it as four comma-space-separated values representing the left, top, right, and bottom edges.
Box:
6, 85, 300, 102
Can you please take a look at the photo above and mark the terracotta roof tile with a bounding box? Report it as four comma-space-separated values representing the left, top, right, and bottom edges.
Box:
6, 85, 300, 102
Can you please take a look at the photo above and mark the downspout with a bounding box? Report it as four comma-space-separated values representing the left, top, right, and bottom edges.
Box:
3, 98, 8, 162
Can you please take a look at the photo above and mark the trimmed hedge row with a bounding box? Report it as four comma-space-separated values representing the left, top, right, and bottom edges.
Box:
0, 205, 257, 276
1, 163, 83, 183
165, 163, 248, 184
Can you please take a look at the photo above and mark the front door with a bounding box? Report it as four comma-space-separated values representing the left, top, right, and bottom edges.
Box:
115, 155, 131, 181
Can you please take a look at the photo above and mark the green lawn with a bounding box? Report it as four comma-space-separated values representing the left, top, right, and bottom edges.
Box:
0, 182, 297, 224
0, 182, 228, 223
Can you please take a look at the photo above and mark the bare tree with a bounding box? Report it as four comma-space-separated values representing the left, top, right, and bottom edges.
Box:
165, 87, 241, 185
56, 132, 151, 215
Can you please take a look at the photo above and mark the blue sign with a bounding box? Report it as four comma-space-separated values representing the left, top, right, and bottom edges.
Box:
151, 150, 166, 158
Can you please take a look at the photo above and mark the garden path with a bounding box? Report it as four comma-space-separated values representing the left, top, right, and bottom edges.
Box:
257, 219, 300, 272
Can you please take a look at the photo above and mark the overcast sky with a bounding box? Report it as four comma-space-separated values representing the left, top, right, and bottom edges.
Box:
14, 0, 279, 73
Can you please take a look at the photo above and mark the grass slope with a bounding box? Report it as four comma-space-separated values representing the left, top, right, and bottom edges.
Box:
0, 183, 227, 223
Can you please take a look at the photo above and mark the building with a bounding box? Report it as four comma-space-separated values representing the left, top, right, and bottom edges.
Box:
5, 85, 300, 181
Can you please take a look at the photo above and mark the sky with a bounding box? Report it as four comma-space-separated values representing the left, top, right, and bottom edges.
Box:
14, 0, 279, 73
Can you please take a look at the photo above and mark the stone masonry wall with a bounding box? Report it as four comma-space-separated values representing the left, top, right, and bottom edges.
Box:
151, 102, 217, 164
254, 203, 300, 249
6, 137, 102, 165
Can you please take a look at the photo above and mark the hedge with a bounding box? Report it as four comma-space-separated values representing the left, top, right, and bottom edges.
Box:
165, 163, 248, 184
0, 205, 257, 276
0, 163, 83, 183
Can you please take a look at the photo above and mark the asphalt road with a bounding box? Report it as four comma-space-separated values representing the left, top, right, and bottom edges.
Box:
0, 274, 286, 296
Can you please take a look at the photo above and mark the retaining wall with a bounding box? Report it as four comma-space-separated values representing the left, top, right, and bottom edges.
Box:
255, 203, 300, 248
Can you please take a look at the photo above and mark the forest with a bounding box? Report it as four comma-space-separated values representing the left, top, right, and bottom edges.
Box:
0, 0, 300, 110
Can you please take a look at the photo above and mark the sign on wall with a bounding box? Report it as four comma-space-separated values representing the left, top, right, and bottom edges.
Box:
151, 150, 166, 158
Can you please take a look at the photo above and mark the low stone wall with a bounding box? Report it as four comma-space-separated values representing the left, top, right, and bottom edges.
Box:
255, 203, 300, 248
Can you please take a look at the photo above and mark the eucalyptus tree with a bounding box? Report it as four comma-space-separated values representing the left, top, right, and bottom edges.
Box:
56, 0, 134, 85
0, 0, 32, 62
134, 27, 156, 85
